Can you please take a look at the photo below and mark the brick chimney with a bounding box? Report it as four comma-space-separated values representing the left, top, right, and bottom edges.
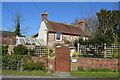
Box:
78, 20, 86, 29
42, 11, 48, 21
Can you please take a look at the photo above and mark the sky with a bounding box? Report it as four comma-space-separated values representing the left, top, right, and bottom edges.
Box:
2, 2, 118, 37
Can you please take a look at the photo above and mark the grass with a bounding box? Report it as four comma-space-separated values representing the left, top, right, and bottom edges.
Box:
2, 70, 53, 76
70, 70, 119, 78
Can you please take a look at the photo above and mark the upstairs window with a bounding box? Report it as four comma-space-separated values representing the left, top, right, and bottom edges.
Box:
56, 33, 62, 41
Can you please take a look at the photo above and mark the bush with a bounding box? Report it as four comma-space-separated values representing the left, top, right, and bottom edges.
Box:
28, 48, 36, 56
23, 61, 45, 71
2, 55, 31, 71
49, 48, 54, 57
14, 44, 28, 55
2, 45, 8, 55
111, 48, 119, 58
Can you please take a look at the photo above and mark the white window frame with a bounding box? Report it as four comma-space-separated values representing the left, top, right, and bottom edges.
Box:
55, 33, 62, 41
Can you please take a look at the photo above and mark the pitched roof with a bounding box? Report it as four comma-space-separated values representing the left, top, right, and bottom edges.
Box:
45, 21, 89, 36
0, 30, 15, 38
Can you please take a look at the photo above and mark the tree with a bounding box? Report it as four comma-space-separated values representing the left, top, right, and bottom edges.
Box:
71, 16, 99, 37
14, 14, 22, 36
8, 11, 28, 37
96, 9, 120, 43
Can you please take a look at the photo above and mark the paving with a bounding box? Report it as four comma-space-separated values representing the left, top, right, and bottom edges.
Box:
2, 75, 76, 78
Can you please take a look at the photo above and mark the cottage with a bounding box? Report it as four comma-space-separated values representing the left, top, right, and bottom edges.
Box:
36, 11, 89, 47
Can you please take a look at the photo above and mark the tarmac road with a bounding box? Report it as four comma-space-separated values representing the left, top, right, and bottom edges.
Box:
1, 75, 119, 80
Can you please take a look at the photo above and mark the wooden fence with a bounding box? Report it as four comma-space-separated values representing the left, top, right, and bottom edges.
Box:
77, 43, 119, 58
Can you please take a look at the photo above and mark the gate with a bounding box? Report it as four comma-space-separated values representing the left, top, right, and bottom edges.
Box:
55, 46, 71, 72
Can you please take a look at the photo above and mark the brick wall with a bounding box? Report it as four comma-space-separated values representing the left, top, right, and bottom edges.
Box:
71, 57, 119, 71
48, 57, 55, 72
32, 56, 48, 68
32, 56, 55, 71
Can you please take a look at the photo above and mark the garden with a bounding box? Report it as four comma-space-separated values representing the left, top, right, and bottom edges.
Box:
2, 44, 53, 76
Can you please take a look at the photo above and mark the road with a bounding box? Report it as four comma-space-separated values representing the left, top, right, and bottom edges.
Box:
1, 75, 119, 80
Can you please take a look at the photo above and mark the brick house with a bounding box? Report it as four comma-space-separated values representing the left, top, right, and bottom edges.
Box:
36, 11, 89, 47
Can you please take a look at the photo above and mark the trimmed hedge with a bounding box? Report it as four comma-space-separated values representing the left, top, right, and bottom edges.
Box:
23, 61, 45, 71
2, 55, 31, 71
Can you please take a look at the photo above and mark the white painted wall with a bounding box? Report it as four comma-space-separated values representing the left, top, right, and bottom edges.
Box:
36, 21, 48, 45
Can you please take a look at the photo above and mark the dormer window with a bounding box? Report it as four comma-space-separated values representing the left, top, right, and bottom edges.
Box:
56, 33, 62, 41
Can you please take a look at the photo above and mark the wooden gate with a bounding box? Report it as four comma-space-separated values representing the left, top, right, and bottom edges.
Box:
55, 46, 71, 72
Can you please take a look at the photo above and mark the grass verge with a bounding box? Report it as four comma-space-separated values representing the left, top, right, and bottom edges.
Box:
2, 70, 53, 76
70, 71, 119, 78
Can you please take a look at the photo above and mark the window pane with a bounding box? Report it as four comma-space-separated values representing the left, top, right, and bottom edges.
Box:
56, 33, 61, 40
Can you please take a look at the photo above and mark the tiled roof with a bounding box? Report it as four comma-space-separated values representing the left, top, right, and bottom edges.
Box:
1, 37, 16, 45
45, 21, 89, 36
0, 30, 15, 38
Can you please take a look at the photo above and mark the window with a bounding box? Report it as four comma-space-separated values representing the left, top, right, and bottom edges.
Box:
56, 33, 62, 41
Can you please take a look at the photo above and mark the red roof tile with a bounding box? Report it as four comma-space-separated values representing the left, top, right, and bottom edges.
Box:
45, 21, 89, 36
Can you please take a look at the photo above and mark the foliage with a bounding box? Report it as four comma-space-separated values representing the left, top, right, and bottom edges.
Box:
96, 9, 120, 43
49, 48, 54, 57
111, 48, 119, 58
28, 48, 36, 56
2, 55, 31, 71
2, 45, 8, 55
23, 61, 45, 71
71, 16, 99, 37
25, 43, 31, 45
64, 38, 72, 44
15, 23, 22, 36
13, 44, 28, 55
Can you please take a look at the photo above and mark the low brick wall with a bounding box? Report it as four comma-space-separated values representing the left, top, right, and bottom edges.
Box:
71, 57, 119, 71
32, 56, 48, 68
32, 56, 55, 71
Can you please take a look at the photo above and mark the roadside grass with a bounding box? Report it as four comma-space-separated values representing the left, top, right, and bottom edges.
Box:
70, 70, 119, 78
2, 70, 53, 76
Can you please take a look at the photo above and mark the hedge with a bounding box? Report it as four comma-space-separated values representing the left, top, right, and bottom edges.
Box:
2, 55, 31, 71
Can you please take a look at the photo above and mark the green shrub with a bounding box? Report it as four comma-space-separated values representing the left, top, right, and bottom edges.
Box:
111, 48, 119, 58
78, 67, 86, 71
28, 48, 36, 56
2, 55, 31, 71
2, 45, 8, 55
49, 48, 54, 57
14, 44, 28, 55
23, 61, 45, 71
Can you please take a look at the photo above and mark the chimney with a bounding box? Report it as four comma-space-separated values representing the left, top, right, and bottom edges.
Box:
42, 11, 48, 21
78, 20, 86, 29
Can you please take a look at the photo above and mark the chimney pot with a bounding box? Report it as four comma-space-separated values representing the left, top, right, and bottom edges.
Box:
78, 20, 86, 29
42, 11, 48, 21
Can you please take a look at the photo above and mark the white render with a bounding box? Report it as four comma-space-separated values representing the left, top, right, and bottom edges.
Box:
36, 21, 48, 45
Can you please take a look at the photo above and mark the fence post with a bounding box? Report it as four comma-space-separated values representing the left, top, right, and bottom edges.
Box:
104, 43, 107, 58
77, 43, 80, 55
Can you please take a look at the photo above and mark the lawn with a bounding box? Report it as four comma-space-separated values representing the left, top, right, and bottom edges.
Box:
2, 70, 53, 76
70, 71, 119, 78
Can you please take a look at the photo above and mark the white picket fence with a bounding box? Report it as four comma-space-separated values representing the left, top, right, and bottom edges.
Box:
77, 43, 120, 58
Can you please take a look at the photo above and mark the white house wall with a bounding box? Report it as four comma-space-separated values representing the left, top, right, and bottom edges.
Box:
36, 21, 47, 45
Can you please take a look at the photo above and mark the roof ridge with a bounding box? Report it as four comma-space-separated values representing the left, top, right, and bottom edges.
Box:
48, 21, 79, 28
